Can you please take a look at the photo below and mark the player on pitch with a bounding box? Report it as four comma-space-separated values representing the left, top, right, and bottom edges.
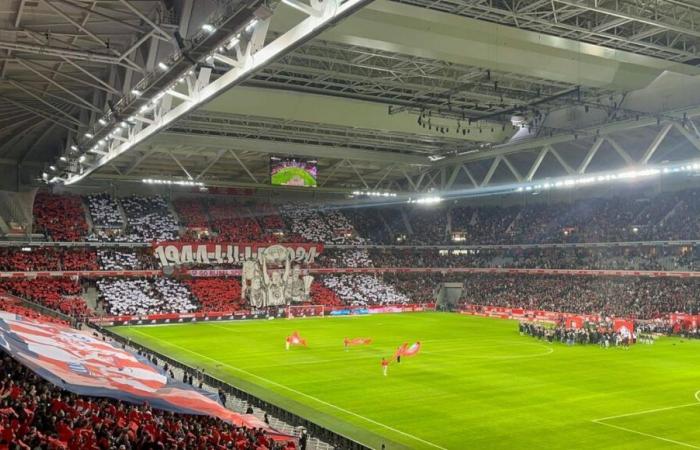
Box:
381, 357, 389, 376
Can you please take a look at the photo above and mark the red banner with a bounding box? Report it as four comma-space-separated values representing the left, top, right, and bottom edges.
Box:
153, 242, 323, 266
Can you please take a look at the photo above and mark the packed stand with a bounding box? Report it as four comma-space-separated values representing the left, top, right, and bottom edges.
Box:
0, 248, 98, 271
121, 195, 179, 242
322, 274, 409, 305
97, 278, 197, 316
184, 277, 243, 312
0, 352, 296, 450
32, 193, 88, 241
97, 248, 156, 270
0, 297, 68, 325
405, 206, 448, 245
86, 193, 124, 229
0, 278, 90, 318
459, 274, 700, 319
209, 201, 267, 242
279, 203, 365, 244
173, 197, 210, 229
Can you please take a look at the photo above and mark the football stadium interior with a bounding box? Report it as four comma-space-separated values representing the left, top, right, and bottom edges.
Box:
3, 0, 700, 448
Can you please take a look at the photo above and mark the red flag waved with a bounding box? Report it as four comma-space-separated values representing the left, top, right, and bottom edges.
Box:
344, 337, 373, 347
286, 331, 307, 347
394, 341, 421, 359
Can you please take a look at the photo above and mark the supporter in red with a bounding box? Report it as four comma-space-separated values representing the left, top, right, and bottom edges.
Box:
33, 193, 89, 242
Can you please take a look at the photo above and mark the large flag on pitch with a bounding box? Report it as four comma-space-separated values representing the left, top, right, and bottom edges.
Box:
0, 310, 295, 441
394, 341, 421, 358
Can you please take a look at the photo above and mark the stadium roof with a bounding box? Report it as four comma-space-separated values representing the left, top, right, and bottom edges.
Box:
1, 0, 700, 194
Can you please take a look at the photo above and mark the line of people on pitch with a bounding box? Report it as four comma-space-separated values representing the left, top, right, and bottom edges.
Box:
519, 322, 631, 348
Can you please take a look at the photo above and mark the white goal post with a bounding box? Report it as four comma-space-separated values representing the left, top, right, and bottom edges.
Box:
286, 305, 325, 318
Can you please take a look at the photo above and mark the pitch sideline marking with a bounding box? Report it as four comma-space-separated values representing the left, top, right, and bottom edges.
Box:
590, 390, 700, 448
129, 329, 448, 450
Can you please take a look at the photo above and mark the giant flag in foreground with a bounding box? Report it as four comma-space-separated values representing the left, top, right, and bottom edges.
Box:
0, 311, 294, 442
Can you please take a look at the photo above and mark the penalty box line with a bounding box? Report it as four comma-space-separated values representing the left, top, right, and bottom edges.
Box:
591, 392, 700, 449
129, 329, 448, 450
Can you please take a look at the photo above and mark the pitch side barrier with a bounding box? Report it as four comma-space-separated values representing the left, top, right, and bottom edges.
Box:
90, 303, 435, 326
93, 325, 371, 450
4, 267, 700, 279
3, 239, 700, 249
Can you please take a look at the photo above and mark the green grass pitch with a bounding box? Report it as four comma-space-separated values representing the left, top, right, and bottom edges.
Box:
271, 167, 316, 187
113, 313, 700, 449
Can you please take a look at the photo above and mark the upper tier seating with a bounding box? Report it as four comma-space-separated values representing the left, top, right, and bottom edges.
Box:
121, 195, 179, 242
33, 193, 88, 241
87, 193, 124, 229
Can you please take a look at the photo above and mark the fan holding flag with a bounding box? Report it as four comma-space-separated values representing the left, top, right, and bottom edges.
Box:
285, 331, 307, 350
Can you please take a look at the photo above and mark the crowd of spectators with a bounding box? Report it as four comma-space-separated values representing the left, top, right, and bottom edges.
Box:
97, 278, 197, 316
0, 248, 98, 271
97, 249, 156, 271
32, 193, 88, 242
279, 204, 363, 244
0, 278, 90, 318
174, 198, 209, 229
0, 350, 296, 450
184, 277, 243, 312
87, 193, 124, 229
121, 196, 179, 242
322, 274, 409, 305
458, 274, 700, 319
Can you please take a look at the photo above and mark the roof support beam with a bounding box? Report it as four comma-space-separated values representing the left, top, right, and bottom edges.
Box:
196, 149, 227, 180
64, 0, 374, 185
229, 149, 259, 184
526, 147, 548, 180
640, 123, 673, 164
577, 137, 604, 174
606, 137, 635, 165
548, 146, 575, 174
320, 159, 346, 187
501, 156, 523, 182
347, 159, 370, 189
674, 123, 700, 153
481, 157, 501, 187
16, 60, 102, 113
8, 80, 82, 126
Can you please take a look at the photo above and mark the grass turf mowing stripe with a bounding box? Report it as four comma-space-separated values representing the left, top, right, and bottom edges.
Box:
114, 313, 700, 449
128, 328, 446, 450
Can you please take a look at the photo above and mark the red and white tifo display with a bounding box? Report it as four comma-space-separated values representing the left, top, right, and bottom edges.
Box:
0, 309, 295, 442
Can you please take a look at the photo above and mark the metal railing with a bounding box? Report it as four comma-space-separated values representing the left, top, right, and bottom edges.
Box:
94, 325, 371, 450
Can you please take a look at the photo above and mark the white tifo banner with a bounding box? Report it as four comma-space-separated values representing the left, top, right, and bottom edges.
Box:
153, 242, 322, 266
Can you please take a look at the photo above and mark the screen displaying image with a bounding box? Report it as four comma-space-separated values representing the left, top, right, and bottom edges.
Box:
270, 157, 318, 187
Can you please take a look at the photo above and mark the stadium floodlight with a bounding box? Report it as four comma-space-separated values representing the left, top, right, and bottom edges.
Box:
201, 24, 216, 33
131, 89, 142, 97
142, 178, 204, 187
78, 155, 86, 163
158, 61, 168, 71
225, 36, 240, 50
59, 156, 67, 162
84, 133, 93, 139
409, 196, 443, 204
70, 145, 78, 151
42, 172, 48, 180
98, 118, 107, 125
